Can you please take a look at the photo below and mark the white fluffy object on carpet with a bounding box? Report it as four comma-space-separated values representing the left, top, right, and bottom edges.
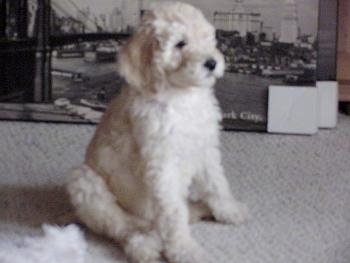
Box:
0, 224, 86, 263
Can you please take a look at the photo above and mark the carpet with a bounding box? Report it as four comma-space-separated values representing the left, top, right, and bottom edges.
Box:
1, 115, 350, 263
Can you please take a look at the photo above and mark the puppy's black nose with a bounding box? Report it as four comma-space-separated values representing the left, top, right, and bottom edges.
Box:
204, 58, 217, 71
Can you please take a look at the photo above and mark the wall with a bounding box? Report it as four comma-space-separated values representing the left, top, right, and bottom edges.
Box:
338, 0, 350, 54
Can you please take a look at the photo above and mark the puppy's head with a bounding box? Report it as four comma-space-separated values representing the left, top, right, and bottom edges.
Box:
118, 1, 224, 94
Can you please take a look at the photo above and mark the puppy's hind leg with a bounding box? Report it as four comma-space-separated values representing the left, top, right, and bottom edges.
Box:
66, 165, 146, 240
66, 165, 162, 263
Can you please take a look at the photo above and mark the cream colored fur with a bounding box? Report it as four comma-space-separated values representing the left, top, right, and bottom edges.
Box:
67, 2, 248, 263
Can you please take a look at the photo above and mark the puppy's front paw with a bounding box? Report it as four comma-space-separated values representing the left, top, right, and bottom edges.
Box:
213, 200, 249, 225
164, 238, 209, 263
124, 231, 162, 263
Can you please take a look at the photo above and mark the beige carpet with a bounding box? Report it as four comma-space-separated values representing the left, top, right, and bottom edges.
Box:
1, 115, 350, 263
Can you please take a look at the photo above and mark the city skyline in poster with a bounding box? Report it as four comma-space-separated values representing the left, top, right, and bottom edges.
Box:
1, 0, 325, 130
56, 0, 318, 37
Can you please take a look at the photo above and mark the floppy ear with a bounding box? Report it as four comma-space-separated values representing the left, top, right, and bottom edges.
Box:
118, 16, 160, 94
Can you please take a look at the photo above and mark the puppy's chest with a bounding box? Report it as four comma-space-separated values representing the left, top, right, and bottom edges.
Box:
135, 90, 220, 160
166, 90, 219, 125
167, 96, 215, 132
164, 94, 219, 157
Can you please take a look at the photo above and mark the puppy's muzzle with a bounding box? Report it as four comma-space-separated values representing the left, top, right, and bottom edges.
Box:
204, 58, 217, 72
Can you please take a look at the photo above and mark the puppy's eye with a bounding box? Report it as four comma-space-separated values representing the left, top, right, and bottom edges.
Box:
175, 40, 187, 49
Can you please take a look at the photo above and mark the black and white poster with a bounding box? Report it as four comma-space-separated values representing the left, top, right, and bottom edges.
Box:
0, 0, 328, 130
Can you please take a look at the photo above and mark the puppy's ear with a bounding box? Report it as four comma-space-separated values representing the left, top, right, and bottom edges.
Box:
118, 15, 160, 94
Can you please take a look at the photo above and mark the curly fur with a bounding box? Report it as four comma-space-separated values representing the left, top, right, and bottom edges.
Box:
0, 225, 86, 263
67, 2, 248, 263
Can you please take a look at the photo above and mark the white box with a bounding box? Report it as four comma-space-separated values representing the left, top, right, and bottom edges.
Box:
268, 86, 318, 135
317, 81, 338, 128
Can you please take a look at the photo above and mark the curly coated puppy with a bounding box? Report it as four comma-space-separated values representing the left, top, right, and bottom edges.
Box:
67, 2, 248, 263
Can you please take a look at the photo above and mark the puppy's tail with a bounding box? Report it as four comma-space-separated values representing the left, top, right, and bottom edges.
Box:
66, 165, 147, 241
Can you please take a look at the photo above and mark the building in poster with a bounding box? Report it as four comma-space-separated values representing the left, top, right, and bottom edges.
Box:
280, 0, 299, 43
109, 7, 124, 32
27, 0, 38, 37
213, 0, 261, 36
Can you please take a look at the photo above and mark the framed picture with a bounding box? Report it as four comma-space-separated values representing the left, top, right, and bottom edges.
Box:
0, 0, 336, 130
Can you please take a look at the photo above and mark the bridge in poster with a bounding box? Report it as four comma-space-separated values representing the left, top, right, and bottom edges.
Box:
50, 0, 131, 47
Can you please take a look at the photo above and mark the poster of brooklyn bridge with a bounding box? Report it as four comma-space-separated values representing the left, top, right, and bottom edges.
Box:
0, 0, 326, 130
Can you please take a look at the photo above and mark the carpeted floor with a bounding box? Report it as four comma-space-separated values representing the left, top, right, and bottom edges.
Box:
1, 115, 350, 263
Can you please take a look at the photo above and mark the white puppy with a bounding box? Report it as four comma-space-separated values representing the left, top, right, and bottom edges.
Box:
67, 2, 248, 263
